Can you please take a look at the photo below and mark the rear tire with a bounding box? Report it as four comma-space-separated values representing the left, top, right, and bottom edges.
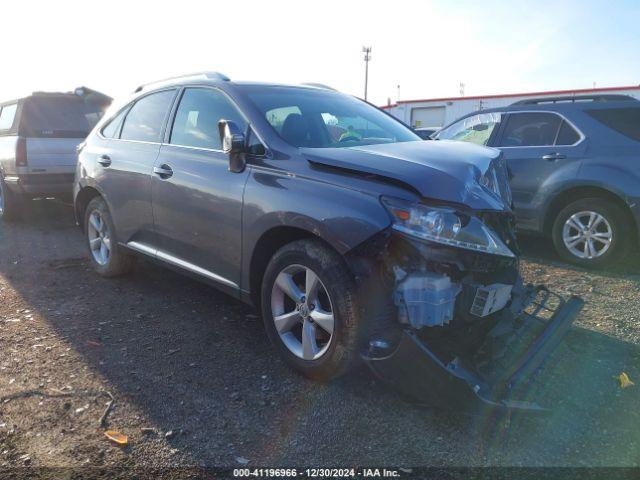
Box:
84, 196, 134, 277
0, 175, 25, 222
261, 239, 362, 381
551, 197, 631, 269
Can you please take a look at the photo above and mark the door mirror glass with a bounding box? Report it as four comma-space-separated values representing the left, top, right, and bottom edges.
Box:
218, 119, 245, 153
218, 119, 246, 172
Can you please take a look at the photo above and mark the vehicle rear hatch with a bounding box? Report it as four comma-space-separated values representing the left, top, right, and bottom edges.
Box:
25, 138, 86, 172
20, 94, 104, 173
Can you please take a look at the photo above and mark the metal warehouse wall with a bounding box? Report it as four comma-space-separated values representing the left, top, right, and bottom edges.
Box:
383, 86, 640, 128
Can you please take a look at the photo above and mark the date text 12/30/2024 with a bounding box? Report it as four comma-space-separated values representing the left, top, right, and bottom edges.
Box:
233, 468, 405, 478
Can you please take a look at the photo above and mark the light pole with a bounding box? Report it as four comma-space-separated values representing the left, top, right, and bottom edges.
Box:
363, 46, 372, 101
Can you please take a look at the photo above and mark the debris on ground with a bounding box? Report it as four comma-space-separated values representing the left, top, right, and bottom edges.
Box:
616, 372, 635, 389
104, 430, 129, 446
99, 391, 115, 428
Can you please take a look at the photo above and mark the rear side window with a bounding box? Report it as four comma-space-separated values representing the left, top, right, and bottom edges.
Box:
586, 107, 640, 142
0, 103, 18, 131
20, 97, 104, 138
120, 90, 176, 143
499, 112, 561, 147
170, 88, 246, 150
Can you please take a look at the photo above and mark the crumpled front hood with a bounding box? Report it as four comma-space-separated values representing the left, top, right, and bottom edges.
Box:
302, 140, 510, 211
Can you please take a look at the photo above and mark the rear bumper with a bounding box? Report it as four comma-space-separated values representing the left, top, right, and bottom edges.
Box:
362, 293, 584, 413
4, 174, 74, 196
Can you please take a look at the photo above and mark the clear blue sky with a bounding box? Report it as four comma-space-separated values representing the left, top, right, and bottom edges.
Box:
443, 0, 640, 94
0, 0, 638, 105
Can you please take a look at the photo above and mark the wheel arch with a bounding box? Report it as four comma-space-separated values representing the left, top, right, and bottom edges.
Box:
543, 185, 637, 239
74, 186, 103, 232
248, 226, 349, 310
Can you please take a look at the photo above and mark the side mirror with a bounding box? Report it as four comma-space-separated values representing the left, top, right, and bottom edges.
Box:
218, 119, 246, 172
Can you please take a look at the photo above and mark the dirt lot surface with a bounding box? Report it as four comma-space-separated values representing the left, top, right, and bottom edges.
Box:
1, 200, 640, 472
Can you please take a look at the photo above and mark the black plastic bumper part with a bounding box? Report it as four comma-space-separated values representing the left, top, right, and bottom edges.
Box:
362, 295, 584, 413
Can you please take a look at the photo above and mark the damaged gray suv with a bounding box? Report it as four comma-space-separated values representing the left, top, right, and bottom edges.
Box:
74, 72, 584, 412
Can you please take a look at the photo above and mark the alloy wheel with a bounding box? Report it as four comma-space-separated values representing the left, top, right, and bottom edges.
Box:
87, 210, 111, 266
270, 264, 335, 361
562, 210, 613, 259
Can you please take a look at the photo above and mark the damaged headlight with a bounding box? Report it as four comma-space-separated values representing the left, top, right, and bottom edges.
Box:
381, 196, 515, 258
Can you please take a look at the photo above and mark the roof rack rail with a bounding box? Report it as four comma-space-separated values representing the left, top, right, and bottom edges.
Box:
301, 83, 338, 91
134, 71, 230, 93
512, 94, 637, 105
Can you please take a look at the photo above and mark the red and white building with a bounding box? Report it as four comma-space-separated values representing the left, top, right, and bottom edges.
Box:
381, 85, 640, 129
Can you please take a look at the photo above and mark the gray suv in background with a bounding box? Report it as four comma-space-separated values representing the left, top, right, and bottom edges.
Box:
74, 72, 583, 411
435, 95, 640, 268
0, 87, 111, 220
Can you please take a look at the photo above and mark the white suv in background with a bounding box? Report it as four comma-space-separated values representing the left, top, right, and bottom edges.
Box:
0, 87, 111, 220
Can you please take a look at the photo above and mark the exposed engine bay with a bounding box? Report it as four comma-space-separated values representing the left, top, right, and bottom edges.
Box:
353, 210, 584, 413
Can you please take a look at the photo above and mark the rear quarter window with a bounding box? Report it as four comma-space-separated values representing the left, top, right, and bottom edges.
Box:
586, 107, 640, 142
0, 103, 18, 132
555, 120, 581, 145
101, 108, 129, 139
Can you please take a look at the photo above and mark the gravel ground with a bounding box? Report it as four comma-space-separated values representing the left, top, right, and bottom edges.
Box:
1, 199, 639, 471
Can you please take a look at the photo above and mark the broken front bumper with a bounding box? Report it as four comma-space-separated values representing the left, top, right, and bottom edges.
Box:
362, 290, 584, 413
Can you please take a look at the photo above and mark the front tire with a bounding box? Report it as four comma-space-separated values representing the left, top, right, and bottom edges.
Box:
261, 239, 361, 381
84, 196, 134, 277
551, 197, 631, 269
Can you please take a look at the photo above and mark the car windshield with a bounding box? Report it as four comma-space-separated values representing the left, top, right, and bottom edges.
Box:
435, 112, 502, 146
241, 86, 420, 148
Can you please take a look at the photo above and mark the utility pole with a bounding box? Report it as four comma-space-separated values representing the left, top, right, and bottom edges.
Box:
363, 46, 372, 101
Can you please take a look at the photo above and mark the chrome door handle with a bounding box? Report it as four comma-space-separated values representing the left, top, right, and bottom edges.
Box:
153, 164, 173, 179
97, 155, 111, 167
542, 153, 566, 161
